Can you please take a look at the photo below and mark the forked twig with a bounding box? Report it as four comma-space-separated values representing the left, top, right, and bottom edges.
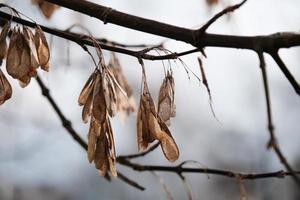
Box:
257, 52, 300, 186
199, 0, 247, 33
269, 52, 300, 95
118, 158, 300, 180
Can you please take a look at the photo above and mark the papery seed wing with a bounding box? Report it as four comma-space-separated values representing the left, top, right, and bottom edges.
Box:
0, 22, 10, 60
108, 157, 117, 177
87, 118, 99, 162
158, 74, 176, 126
159, 120, 179, 162
0, 69, 12, 105
103, 72, 117, 117
6, 28, 22, 79
92, 74, 106, 124
34, 25, 50, 71
78, 72, 96, 106
0, 22, 10, 42
0, 39, 7, 61
106, 119, 117, 177
82, 91, 93, 123
94, 127, 109, 175
136, 96, 145, 151
23, 27, 39, 70
31, 0, 59, 18
18, 76, 31, 88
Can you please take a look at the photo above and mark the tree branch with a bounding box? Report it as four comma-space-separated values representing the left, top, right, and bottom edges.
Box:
45, 0, 300, 51
0, 10, 202, 60
257, 52, 300, 186
118, 142, 160, 160
118, 158, 300, 180
269, 52, 300, 95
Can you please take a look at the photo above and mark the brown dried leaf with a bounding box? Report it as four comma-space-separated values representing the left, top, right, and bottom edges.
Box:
0, 69, 12, 105
158, 72, 176, 126
32, 0, 59, 19
34, 25, 50, 71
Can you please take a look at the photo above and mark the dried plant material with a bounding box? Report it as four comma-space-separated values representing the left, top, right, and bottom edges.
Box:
206, 0, 219, 6
108, 54, 136, 120
152, 172, 174, 200
78, 72, 97, 106
92, 72, 108, 124
78, 69, 117, 177
31, 0, 59, 19
34, 25, 50, 71
6, 27, 33, 86
137, 71, 179, 162
0, 22, 10, 60
179, 175, 194, 200
0, 69, 12, 105
102, 71, 117, 117
6, 26, 43, 88
198, 57, 219, 121
23, 27, 39, 71
236, 175, 248, 200
158, 71, 176, 126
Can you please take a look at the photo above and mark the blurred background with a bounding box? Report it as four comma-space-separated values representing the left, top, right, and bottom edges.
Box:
0, 0, 299, 199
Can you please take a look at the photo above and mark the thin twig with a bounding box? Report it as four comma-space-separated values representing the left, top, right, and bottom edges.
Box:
269, 52, 300, 95
197, 57, 218, 121
117, 172, 145, 191
199, 0, 247, 33
118, 142, 160, 159
118, 158, 300, 180
257, 52, 300, 186
36, 75, 88, 150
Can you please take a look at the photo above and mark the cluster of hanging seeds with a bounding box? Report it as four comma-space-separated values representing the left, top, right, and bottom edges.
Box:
78, 49, 137, 177
137, 62, 179, 162
0, 20, 50, 105
31, 0, 59, 19
78, 46, 179, 176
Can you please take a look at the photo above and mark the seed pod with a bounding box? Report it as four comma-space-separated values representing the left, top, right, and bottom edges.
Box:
23, 27, 39, 71
158, 72, 176, 126
32, 0, 59, 19
0, 22, 10, 60
0, 69, 12, 105
108, 54, 136, 120
34, 25, 50, 71
6, 28, 32, 85
137, 80, 179, 162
